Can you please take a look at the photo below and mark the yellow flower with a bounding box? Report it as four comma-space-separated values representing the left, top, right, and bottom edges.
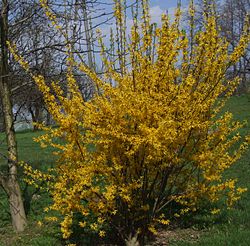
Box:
148, 225, 157, 235
99, 230, 106, 237
79, 221, 86, 228
211, 208, 220, 215
37, 221, 43, 227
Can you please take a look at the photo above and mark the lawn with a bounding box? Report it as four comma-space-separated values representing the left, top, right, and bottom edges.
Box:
0, 95, 249, 245
0, 130, 60, 246
171, 95, 250, 246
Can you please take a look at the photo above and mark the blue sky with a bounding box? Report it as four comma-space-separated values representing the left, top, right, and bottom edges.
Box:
145, 0, 190, 28
101, 0, 191, 35
93, 0, 191, 66
150, 0, 190, 9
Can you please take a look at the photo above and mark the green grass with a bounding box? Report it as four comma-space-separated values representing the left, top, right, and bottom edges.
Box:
0, 95, 249, 245
170, 95, 250, 246
0, 130, 56, 167
0, 130, 61, 246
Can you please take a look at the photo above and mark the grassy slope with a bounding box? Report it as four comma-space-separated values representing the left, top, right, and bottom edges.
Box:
172, 95, 250, 246
0, 131, 60, 246
0, 95, 249, 245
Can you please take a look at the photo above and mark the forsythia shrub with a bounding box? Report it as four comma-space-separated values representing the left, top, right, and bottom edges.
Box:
10, 0, 250, 244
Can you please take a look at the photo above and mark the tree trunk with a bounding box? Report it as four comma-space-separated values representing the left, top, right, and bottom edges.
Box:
28, 105, 42, 131
0, 0, 27, 232
82, 0, 95, 71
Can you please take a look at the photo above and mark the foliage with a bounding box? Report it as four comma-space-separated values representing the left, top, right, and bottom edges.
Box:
9, 0, 250, 244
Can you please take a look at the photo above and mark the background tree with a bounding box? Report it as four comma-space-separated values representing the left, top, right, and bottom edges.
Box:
0, 0, 27, 232
220, 0, 250, 93
9, 0, 117, 129
185, 0, 250, 94
0, 0, 128, 231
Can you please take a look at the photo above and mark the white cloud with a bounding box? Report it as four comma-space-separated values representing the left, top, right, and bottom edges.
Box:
149, 5, 165, 25
100, 5, 185, 39
98, 4, 188, 52
149, 5, 188, 26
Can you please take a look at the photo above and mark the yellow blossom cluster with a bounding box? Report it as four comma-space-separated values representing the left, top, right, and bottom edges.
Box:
10, 0, 250, 243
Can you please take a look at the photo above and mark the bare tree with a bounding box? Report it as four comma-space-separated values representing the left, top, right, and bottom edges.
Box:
220, 0, 250, 93
184, 0, 249, 94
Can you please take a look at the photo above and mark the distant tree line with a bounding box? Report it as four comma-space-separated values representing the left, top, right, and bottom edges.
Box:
186, 0, 250, 94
